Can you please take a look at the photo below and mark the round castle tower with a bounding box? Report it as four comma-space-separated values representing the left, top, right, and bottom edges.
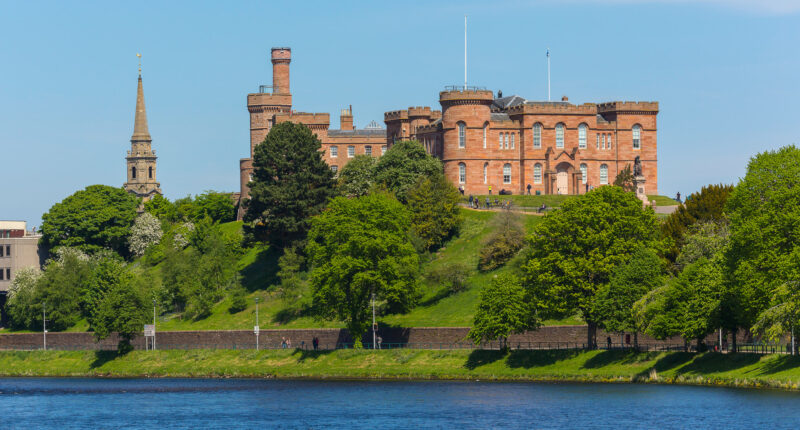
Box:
439, 88, 494, 193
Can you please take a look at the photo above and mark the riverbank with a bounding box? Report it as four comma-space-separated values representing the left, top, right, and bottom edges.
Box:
2, 349, 800, 390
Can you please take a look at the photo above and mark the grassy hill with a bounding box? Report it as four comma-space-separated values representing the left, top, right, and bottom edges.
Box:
464, 194, 678, 209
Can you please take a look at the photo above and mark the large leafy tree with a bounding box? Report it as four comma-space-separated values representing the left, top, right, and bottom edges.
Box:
41, 185, 140, 258
82, 254, 132, 331
753, 280, 800, 355
594, 246, 666, 348
93, 277, 149, 353
522, 186, 661, 348
337, 154, 377, 197
661, 183, 733, 262
244, 122, 337, 248
724, 145, 800, 333
143, 194, 177, 222
373, 140, 442, 202
468, 273, 536, 349
191, 191, 236, 223
406, 172, 462, 251
307, 192, 419, 348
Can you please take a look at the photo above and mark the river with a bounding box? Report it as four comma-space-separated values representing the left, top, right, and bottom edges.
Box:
1, 378, 799, 429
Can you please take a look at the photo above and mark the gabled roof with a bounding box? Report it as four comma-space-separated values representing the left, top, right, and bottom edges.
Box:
492, 95, 527, 110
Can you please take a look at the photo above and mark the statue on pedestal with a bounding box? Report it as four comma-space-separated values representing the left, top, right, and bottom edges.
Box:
633, 156, 643, 177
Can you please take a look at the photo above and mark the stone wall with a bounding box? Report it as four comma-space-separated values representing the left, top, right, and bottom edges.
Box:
0, 326, 752, 351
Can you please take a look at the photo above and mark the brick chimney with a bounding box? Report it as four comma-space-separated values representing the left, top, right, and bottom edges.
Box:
340, 105, 353, 131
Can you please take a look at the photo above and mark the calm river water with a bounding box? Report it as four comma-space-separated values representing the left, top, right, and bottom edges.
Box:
1, 378, 799, 429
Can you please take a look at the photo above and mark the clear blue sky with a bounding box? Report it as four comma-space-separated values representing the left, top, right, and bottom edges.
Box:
2, 0, 798, 226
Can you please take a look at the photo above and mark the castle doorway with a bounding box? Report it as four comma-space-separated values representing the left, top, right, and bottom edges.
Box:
556, 171, 569, 194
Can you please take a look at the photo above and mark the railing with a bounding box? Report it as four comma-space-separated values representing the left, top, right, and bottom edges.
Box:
443, 85, 488, 92
258, 85, 274, 94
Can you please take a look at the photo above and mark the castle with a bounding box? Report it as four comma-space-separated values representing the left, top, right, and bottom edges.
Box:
237, 47, 658, 215
123, 62, 161, 201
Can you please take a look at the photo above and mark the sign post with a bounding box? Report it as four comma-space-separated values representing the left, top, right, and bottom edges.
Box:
254, 297, 260, 350
144, 324, 155, 350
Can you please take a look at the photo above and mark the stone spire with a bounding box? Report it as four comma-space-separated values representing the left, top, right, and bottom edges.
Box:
131, 65, 151, 142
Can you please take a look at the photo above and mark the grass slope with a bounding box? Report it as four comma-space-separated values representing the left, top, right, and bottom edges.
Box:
464, 194, 677, 208
3, 349, 800, 390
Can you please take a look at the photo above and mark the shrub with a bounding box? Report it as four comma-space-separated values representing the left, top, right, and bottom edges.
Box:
427, 262, 470, 294
478, 210, 525, 271
128, 212, 163, 257
228, 286, 248, 314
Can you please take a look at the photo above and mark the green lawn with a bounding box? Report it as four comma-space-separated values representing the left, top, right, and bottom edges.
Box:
464, 194, 678, 209
647, 195, 679, 206
3, 349, 800, 390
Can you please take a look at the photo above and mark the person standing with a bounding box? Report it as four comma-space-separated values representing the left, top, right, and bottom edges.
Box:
468, 195, 473, 206
459, 185, 465, 195
527, 184, 532, 195
488, 185, 492, 195
312, 336, 319, 351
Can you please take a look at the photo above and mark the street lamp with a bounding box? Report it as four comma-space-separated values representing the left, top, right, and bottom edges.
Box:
153, 299, 157, 351
371, 293, 376, 350
42, 302, 47, 351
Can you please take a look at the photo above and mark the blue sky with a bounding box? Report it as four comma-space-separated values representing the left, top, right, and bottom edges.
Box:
1, 0, 798, 226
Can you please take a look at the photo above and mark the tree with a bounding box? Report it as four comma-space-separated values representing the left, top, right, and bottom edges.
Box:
675, 220, 730, 270
93, 278, 149, 353
613, 164, 635, 192
244, 122, 337, 248
40, 185, 140, 258
192, 191, 236, 223
82, 254, 132, 331
753, 281, 800, 355
478, 209, 526, 271
523, 186, 661, 348
337, 154, 377, 197
468, 274, 536, 349
143, 194, 177, 222
635, 258, 724, 350
724, 146, 800, 334
373, 140, 442, 202
128, 213, 163, 257
4, 267, 41, 330
661, 183, 733, 262
406, 172, 462, 251
307, 193, 419, 348
594, 247, 665, 348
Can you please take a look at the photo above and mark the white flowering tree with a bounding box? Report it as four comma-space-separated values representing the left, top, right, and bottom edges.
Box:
128, 212, 163, 257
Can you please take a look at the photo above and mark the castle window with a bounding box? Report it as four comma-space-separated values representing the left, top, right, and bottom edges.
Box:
499, 132, 503, 149
330, 146, 338, 157
458, 122, 466, 148
381, 145, 387, 155
148, 166, 153, 179
600, 164, 609, 185
503, 163, 512, 184
533, 123, 542, 149
578, 124, 587, 149
533, 163, 542, 184
609, 137, 613, 150
580, 163, 588, 184
483, 123, 488, 149
365, 146, 372, 156
596, 134, 600, 149
632, 125, 641, 149
505, 133, 510, 149
510, 133, 515, 149
458, 163, 466, 184
131, 166, 136, 179
347, 146, 355, 157
602, 135, 606, 150
249, 174, 253, 182
483, 163, 488, 184
555, 123, 564, 148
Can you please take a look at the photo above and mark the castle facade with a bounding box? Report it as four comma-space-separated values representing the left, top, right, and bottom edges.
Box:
238, 47, 658, 215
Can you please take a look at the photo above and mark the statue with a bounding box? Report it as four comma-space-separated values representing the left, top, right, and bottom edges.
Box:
633, 156, 643, 176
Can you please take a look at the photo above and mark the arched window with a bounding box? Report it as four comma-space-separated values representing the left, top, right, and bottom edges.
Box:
533, 123, 542, 149
632, 124, 641, 149
458, 122, 466, 148
580, 163, 587, 184
483, 163, 488, 184
578, 124, 587, 149
533, 163, 542, 184
555, 123, 564, 148
600, 164, 608, 185
458, 163, 466, 184
503, 163, 512, 184
131, 166, 136, 179
483, 123, 488, 149
148, 166, 153, 179
510, 133, 515, 149
330, 146, 338, 157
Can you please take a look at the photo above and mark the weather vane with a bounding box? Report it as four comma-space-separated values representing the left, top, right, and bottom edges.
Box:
137, 53, 142, 75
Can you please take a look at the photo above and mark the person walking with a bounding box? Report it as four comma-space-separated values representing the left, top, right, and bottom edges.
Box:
527, 184, 532, 195
488, 185, 492, 195
485, 197, 491, 208
468, 195, 473, 206
312, 336, 319, 351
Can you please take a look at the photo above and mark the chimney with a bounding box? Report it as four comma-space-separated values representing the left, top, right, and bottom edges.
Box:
271, 47, 291, 95
340, 105, 353, 131
561, 95, 569, 102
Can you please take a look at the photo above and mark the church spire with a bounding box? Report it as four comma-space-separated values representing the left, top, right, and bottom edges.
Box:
131, 53, 151, 142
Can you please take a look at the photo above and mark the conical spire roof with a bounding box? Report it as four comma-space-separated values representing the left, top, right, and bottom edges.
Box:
131, 73, 151, 142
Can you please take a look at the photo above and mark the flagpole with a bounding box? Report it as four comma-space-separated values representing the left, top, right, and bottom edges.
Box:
547, 48, 551, 101
464, 15, 467, 91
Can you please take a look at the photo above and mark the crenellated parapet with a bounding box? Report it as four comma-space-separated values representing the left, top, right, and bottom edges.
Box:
597, 101, 659, 114
384, 110, 410, 121
439, 88, 494, 108
507, 102, 596, 116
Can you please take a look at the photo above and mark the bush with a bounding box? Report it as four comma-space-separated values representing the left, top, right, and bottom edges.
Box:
427, 262, 470, 294
128, 212, 163, 257
478, 210, 525, 271
228, 286, 248, 314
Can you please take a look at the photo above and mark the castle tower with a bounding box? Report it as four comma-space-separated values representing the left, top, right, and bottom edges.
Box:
124, 58, 162, 201
439, 88, 494, 193
272, 47, 291, 95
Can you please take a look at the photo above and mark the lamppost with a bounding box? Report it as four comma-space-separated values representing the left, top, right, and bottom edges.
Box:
254, 297, 260, 350
153, 299, 157, 351
42, 302, 47, 351
371, 293, 376, 350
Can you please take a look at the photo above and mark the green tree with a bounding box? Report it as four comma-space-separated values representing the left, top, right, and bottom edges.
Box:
523, 186, 661, 348
5, 267, 41, 329
753, 281, 800, 355
41, 185, 140, 258
406, 172, 462, 251
478, 209, 526, 271
373, 140, 442, 202
662, 183, 733, 262
307, 193, 419, 347
192, 191, 235, 223
82, 254, 132, 330
676, 220, 730, 270
244, 122, 337, 248
468, 274, 536, 349
725, 146, 800, 334
337, 154, 377, 197
613, 164, 635, 192
143, 194, 177, 222
594, 247, 665, 348
128, 212, 163, 257
93, 278, 149, 353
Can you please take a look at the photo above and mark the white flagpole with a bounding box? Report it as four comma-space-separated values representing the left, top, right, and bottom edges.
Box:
547, 48, 551, 101
464, 15, 467, 91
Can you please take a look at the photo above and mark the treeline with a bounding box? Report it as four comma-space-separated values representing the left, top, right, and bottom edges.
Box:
469, 146, 800, 353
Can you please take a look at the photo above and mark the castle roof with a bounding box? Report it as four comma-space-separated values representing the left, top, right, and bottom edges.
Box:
492, 95, 527, 110
490, 112, 511, 121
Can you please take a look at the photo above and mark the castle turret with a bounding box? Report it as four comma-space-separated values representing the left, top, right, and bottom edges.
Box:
272, 47, 291, 95
124, 57, 161, 201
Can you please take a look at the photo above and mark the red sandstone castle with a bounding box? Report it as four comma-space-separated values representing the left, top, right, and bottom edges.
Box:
238, 48, 658, 214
